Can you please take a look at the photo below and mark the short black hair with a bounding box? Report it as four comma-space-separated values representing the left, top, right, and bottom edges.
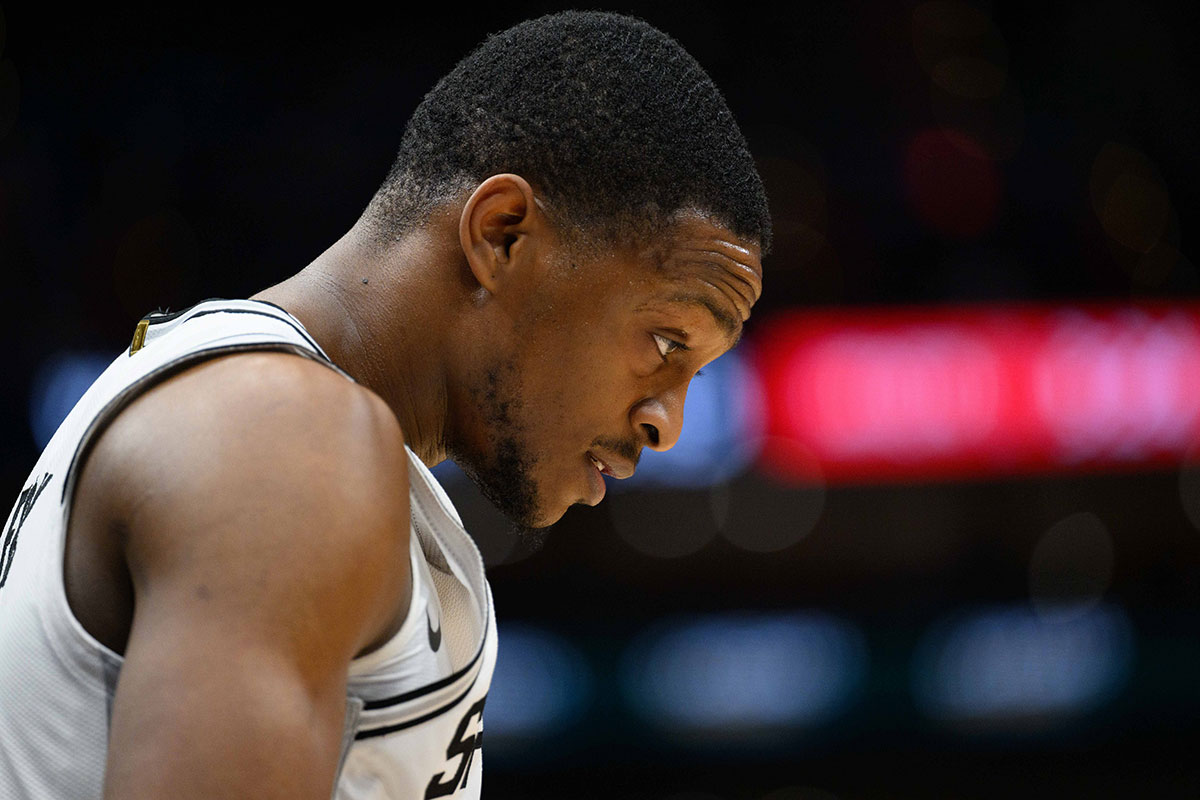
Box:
364, 11, 771, 254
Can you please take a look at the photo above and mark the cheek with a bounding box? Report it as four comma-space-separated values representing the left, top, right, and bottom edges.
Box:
515, 308, 647, 424
521, 352, 633, 442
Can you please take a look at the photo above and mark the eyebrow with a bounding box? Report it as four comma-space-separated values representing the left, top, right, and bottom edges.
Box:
665, 292, 743, 348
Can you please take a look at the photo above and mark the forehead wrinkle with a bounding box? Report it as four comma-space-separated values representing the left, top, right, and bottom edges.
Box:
668, 248, 763, 307
663, 291, 743, 348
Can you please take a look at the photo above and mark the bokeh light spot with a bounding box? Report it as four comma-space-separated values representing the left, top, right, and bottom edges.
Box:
723, 448, 825, 553
930, 56, 1007, 99
912, 603, 1134, 727
1090, 142, 1172, 254
912, 2, 1005, 77
1028, 512, 1114, 622
903, 128, 1001, 239
754, 154, 829, 269
486, 623, 592, 745
29, 351, 114, 449
929, 77, 1025, 160
1131, 239, 1183, 289
608, 486, 721, 559
622, 611, 867, 737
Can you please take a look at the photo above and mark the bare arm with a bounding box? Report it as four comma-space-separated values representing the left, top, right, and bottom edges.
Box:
82, 353, 411, 799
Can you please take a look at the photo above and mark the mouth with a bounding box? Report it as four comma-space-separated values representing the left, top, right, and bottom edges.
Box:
586, 449, 636, 480
584, 451, 608, 505
588, 451, 612, 477
581, 448, 638, 506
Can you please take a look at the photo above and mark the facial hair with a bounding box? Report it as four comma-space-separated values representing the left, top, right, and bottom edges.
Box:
453, 361, 549, 550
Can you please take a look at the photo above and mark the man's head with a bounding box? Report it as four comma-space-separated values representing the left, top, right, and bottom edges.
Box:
364, 12, 769, 533
364, 11, 771, 253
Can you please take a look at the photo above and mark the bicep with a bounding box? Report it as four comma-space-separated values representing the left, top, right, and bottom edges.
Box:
98, 355, 411, 799
104, 605, 348, 799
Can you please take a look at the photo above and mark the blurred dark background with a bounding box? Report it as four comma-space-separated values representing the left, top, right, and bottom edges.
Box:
2, 3, 1199, 798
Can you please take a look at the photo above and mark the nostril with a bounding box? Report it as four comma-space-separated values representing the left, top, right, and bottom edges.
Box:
642, 423, 660, 447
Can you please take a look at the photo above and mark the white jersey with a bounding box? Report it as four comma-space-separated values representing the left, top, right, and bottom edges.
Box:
0, 299, 497, 800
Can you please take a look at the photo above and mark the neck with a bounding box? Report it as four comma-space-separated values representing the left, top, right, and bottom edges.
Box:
252, 216, 461, 467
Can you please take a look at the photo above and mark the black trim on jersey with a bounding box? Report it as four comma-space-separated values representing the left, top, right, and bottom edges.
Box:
140, 299, 333, 365
360, 636, 486, 711
253, 298, 306, 319
61, 342, 331, 503
181, 308, 331, 364
354, 670, 483, 740
139, 297, 227, 325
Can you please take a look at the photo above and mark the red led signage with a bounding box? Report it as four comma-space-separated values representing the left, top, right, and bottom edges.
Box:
752, 303, 1200, 483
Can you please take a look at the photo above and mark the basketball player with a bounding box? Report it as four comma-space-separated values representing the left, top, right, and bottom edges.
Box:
0, 11, 768, 799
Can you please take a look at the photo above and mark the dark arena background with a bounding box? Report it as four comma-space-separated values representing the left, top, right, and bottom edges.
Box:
2, 3, 1199, 798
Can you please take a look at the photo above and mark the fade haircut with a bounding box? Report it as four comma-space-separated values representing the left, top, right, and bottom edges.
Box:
363, 11, 771, 253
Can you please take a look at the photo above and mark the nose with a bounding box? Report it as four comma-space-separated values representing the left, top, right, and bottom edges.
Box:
630, 388, 684, 452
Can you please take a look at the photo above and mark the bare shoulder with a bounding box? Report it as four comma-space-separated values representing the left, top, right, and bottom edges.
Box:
104, 350, 406, 482
84, 351, 413, 797
89, 349, 411, 661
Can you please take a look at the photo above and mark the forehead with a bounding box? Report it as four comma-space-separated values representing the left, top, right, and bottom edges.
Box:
632, 213, 764, 325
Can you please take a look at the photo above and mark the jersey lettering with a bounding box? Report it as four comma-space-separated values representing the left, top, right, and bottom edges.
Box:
424, 696, 486, 798
1, 473, 52, 591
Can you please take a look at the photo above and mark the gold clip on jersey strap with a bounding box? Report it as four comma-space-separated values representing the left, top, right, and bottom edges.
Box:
129, 319, 150, 355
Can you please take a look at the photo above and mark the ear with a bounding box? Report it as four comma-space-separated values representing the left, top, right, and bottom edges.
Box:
458, 174, 544, 295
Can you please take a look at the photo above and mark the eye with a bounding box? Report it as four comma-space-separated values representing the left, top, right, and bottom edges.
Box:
653, 333, 685, 359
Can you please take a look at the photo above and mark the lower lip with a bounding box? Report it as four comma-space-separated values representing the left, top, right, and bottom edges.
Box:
585, 456, 606, 505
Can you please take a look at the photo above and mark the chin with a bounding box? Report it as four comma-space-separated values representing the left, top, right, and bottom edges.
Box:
499, 501, 559, 553
527, 502, 569, 530
449, 431, 569, 536
503, 483, 563, 529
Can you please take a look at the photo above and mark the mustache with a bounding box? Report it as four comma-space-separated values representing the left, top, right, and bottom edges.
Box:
590, 436, 641, 467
